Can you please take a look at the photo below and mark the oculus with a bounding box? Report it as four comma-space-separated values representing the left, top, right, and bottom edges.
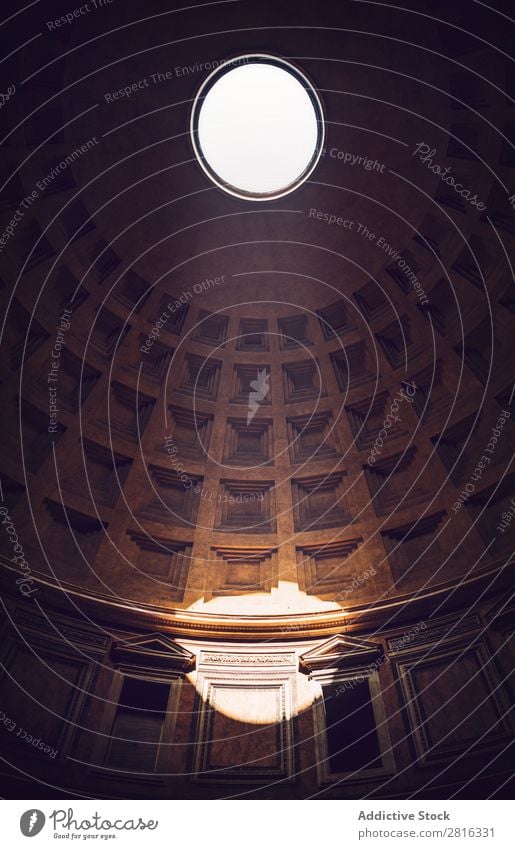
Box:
190, 54, 325, 200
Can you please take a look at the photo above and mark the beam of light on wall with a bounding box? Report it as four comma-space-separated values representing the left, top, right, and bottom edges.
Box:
185, 583, 342, 723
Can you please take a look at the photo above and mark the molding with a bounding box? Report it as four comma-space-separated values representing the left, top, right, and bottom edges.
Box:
0, 636, 95, 760
111, 634, 195, 673
191, 672, 295, 784
11, 607, 110, 654
385, 613, 482, 656
1, 556, 512, 641
311, 670, 395, 786
199, 652, 296, 668
299, 635, 383, 675
396, 639, 514, 765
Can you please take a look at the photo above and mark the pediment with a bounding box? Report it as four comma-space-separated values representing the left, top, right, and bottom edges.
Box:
299, 634, 382, 673
112, 633, 195, 672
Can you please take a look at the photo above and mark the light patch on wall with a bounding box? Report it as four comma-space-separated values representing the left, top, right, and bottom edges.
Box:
187, 580, 342, 615
183, 583, 342, 723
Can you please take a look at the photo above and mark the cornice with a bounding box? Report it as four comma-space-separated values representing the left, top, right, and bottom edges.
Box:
1, 556, 512, 641
299, 634, 383, 673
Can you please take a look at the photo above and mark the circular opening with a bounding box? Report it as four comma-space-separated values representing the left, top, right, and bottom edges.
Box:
190, 54, 325, 201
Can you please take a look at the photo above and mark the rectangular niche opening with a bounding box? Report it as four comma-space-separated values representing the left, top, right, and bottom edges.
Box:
322, 680, 382, 774
127, 531, 191, 601
223, 417, 273, 466
210, 546, 279, 595
287, 411, 340, 463
278, 314, 311, 349
215, 480, 276, 533
317, 299, 355, 340
292, 473, 352, 532
105, 677, 169, 771
232, 364, 272, 405
166, 405, 213, 461
236, 318, 269, 351
296, 538, 363, 596
192, 310, 228, 347
179, 353, 221, 400
282, 360, 324, 403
